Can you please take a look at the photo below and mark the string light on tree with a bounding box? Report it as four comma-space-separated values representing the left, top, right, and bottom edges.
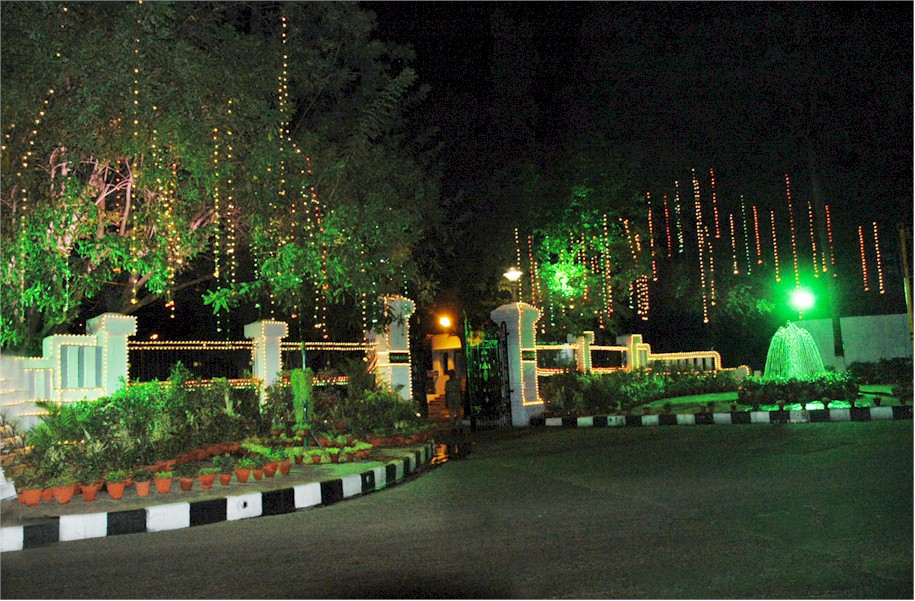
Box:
709, 168, 721, 239
770, 210, 781, 282
785, 174, 800, 287
740, 196, 751, 275
806, 199, 819, 277
729, 213, 739, 274
873, 221, 885, 294
858, 225, 870, 291
663, 194, 672, 258
825, 204, 836, 276
646, 192, 657, 281
691, 169, 709, 323
752, 205, 763, 265
673, 180, 685, 253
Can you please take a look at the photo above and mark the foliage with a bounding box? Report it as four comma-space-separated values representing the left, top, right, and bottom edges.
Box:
154, 471, 173, 479
105, 469, 128, 483
214, 454, 236, 473
893, 381, 912, 404
290, 368, 314, 426
847, 358, 913, 385
738, 372, 859, 408
132, 467, 153, 482
540, 368, 740, 416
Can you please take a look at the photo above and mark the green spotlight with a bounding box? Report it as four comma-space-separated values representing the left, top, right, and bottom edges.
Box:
789, 287, 815, 312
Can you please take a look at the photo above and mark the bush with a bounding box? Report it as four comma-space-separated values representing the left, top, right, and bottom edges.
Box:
847, 358, 913, 384
737, 371, 859, 408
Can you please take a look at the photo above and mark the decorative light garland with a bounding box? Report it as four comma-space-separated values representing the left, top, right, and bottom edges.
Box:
729, 213, 739, 274
709, 168, 721, 239
873, 221, 885, 294
770, 210, 781, 282
691, 169, 709, 323
740, 196, 751, 275
673, 180, 685, 253
785, 174, 800, 287
663, 194, 673, 258
646, 192, 657, 281
806, 199, 819, 278
752, 205, 763, 265
825, 203, 836, 276
858, 224, 870, 291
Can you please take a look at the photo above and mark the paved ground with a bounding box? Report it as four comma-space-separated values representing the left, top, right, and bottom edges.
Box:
2, 421, 911, 599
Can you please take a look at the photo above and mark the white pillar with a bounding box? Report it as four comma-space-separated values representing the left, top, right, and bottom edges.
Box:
490, 302, 543, 427
568, 330, 594, 372
370, 296, 415, 401
617, 333, 649, 370
244, 320, 288, 402
86, 313, 137, 395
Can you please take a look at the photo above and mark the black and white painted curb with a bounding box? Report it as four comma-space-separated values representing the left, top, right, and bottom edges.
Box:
532, 405, 913, 428
0, 443, 434, 553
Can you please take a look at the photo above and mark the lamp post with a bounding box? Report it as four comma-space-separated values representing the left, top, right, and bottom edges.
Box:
503, 267, 522, 302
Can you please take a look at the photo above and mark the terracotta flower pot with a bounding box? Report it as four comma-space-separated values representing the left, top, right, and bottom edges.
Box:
294, 455, 304, 465
263, 463, 278, 478
53, 484, 76, 505
219, 472, 232, 486
199, 473, 216, 489
234, 468, 251, 483
135, 480, 151, 497
278, 460, 291, 476
81, 483, 101, 502
311, 455, 323, 464
41, 488, 54, 503
178, 476, 195, 492
154, 476, 173, 494
18, 488, 43, 506
329, 453, 340, 463
106, 481, 126, 500
252, 469, 264, 481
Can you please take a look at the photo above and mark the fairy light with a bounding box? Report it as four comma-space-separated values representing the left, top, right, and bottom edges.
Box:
527, 234, 539, 307
874, 222, 885, 294
785, 174, 800, 287
306, 157, 329, 339
858, 225, 870, 291
602, 213, 613, 321
673, 180, 685, 253
752, 205, 763, 265
740, 196, 751, 275
707, 224, 717, 304
691, 169, 709, 323
770, 210, 781, 282
709, 168, 721, 239
514, 227, 524, 302
646, 193, 657, 281
729, 213, 739, 274
663, 194, 672, 258
825, 204, 836, 276
806, 200, 819, 278
226, 103, 237, 287
212, 127, 221, 279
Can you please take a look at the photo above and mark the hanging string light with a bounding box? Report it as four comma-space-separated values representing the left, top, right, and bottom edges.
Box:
674, 180, 685, 253
825, 203, 836, 276
858, 225, 870, 292
527, 234, 539, 307
752, 205, 763, 265
663, 194, 672, 258
770, 210, 781, 283
740, 196, 751, 275
514, 227, 524, 302
225, 102, 238, 289
785, 174, 800, 287
874, 221, 885, 294
601, 213, 613, 322
806, 199, 819, 278
646, 192, 657, 281
709, 168, 721, 239
691, 169, 709, 323
729, 214, 739, 274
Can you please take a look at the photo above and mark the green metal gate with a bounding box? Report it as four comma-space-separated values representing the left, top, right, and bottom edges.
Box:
463, 318, 511, 429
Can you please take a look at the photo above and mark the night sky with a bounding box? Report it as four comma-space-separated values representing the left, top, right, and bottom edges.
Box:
369, 1, 912, 224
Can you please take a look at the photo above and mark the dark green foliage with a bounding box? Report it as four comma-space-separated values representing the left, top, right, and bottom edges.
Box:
847, 358, 913, 385
738, 372, 859, 408
892, 381, 913, 404
540, 369, 739, 416
290, 367, 314, 426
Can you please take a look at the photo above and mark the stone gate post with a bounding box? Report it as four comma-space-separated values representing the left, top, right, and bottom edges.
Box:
490, 302, 543, 426
86, 313, 137, 395
370, 296, 415, 401
244, 320, 288, 403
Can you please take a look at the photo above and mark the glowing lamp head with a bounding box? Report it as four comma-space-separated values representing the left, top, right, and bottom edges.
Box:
503, 267, 523, 282
438, 315, 452, 329
789, 288, 815, 312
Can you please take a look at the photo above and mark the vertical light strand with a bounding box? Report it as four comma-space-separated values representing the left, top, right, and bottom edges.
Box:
825, 204, 836, 276
740, 196, 751, 275
623, 219, 637, 311
514, 227, 524, 302
729, 214, 739, 274
673, 180, 685, 253
601, 213, 613, 322
527, 234, 538, 307
691, 169, 709, 323
226, 102, 237, 289
858, 225, 870, 291
770, 210, 781, 282
709, 168, 721, 239
663, 194, 672, 258
752, 205, 763, 265
785, 174, 800, 287
874, 221, 885, 294
806, 199, 819, 277
646, 193, 657, 281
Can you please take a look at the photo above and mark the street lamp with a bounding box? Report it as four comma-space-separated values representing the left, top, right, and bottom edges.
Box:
504, 267, 522, 302
438, 315, 453, 330
789, 287, 815, 314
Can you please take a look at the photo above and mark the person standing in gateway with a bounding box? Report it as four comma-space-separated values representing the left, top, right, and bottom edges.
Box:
445, 369, 463, 431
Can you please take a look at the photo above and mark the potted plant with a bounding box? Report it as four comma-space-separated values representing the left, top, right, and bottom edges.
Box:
15, 468, 44, 506
235, 456, 257, 482
342, 446, 358, 462
154, 470, 174, 494
133, 467, 154, 497
307, 449, 325, 464
176, 463, 197, 492
199, 467, 220, 489
293, 421, 310, 439
251, 454, 266, 480
48, 470, 79, 505
104, 469, 129, 500
325, 447, 341, 463
285, 446, 305, 465
353, 441, 374, 460
77, 466, 103, 502
214, 454, 235, 485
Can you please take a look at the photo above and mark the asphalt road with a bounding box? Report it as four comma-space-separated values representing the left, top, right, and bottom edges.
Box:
2, 421, 912, 599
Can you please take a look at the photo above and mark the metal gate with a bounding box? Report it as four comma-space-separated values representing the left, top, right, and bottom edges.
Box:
464, 319, 511, 429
